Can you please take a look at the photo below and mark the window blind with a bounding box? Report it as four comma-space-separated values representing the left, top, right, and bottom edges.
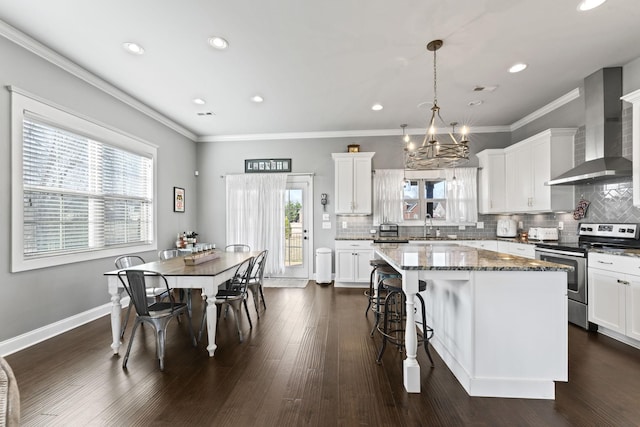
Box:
22, 114, 153, 258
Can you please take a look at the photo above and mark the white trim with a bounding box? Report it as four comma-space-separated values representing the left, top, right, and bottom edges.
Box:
623, 89, 640, 206
0, 19, 197, 141
0, 298, 128, 357
510, 88, 581, 131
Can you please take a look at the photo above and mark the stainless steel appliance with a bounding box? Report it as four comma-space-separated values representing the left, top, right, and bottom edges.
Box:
375, 223, 408, 244
535, 222, 640, 330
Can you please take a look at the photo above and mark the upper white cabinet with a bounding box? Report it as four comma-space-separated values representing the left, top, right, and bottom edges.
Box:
332, 152, 375, 214
477, 149, 506, 214
504, 128, 576, 213
621, 90, 640, 207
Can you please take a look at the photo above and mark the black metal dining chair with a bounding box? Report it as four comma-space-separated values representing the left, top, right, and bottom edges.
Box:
247, 250, 268, 317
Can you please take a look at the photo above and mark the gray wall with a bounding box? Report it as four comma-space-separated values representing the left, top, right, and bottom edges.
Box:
0, 36, 197, 342
195, 132, 511, 263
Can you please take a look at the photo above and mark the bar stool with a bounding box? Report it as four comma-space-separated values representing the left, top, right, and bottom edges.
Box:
369, 265, 401, 337
375, 277, 434, 366
364, 259, 391, 316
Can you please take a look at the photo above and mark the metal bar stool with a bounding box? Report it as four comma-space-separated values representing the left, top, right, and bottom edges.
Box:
375, 277, 434, 366
365, 259, 391, 316
369, 265, 402, 337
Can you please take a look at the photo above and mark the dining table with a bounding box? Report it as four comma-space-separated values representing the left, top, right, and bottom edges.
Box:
104, 250, 257, 357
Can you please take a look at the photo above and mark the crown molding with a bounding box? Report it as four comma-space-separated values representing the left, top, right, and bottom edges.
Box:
622, 88, 640, 104
510, 88, 581, 131
198, 125, 511, 142
0, 19, 197, 141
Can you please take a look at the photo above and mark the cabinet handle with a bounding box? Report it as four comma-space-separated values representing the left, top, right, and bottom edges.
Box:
597, 260, 614, 265
617, 279, 630, 285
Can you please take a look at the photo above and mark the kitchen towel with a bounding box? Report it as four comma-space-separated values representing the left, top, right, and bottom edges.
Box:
573, 198, 590, 220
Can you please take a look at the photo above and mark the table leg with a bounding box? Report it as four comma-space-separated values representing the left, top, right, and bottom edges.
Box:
203, 287, 218, 356
403, 271, 421, 393
109, 288, 122, 355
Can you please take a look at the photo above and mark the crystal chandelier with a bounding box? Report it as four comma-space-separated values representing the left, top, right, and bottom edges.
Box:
405, 39, 470, 170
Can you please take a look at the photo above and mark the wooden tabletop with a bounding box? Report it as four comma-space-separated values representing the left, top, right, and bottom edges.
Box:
104, 250, 258, 277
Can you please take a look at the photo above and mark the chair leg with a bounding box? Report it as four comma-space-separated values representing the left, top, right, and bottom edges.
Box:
243, 298, 253, 329
250, 286, 261, 318
120, 303, 132, 339
259, 285, 266, 310
416, 294, 434, 367
122, 320, 141, 369
370, 278, 384, 337
376, 292, 393, 363
157, 324, 167, 371
365, 266, 377, 316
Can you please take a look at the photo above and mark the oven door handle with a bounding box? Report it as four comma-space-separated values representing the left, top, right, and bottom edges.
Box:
535, 249, 586, 258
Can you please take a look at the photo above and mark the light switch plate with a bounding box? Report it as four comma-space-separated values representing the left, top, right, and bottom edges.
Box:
458, 225, 466, 230
322, 213, 330, 221
342, 221, 347, 229
322, 222, 331, 229
476, 221, 484, 229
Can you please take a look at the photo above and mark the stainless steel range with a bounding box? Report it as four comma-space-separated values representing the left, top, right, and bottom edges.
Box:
535, 223, 640, 330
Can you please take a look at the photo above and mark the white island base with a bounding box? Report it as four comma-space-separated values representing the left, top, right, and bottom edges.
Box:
413, 269, 568, 399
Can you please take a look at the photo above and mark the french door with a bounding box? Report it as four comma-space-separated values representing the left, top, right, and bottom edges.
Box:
280, 175, 312, 278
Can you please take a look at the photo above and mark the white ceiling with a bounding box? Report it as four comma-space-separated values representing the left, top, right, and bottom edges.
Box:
1, 0, 640, 141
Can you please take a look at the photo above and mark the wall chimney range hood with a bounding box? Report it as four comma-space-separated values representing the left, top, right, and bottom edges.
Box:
547, 67, 631, 186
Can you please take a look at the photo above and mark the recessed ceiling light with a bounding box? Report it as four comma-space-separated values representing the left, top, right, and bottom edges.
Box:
123, 42, 145, 55
509, 63, 528, 73
251, 95, 264, 103
371, 103, 383, 111
208, 36, 229, 50
577, 0, 607, 11
468, 100, 483, 107
193, 98, 206, 105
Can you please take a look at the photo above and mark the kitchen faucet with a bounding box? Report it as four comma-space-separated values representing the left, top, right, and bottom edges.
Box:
424, 213, 433, 237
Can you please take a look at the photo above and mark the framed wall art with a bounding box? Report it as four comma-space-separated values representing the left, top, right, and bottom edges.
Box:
174, 187, 185, 212
244, 158, 292, 173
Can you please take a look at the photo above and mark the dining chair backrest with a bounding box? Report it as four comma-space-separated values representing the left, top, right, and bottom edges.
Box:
117, 270, 174, 317
229, 256, 255, 293
250, 250, 268, 281
225, 244, 251, 253
114, 255, 145, 269
158, 249, 180, 260
0, 355, 20, 427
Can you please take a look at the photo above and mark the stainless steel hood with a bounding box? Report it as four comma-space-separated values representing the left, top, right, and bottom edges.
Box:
547, 67, 631, 186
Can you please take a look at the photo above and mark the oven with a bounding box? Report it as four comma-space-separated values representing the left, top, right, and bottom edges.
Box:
535, 246, 589, 329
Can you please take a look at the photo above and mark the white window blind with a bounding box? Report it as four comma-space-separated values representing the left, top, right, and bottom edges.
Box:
11, 87, 157, 271
22, 115, 153, 258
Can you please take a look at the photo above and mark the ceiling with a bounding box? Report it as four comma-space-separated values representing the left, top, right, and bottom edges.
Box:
1, 0, 640, 142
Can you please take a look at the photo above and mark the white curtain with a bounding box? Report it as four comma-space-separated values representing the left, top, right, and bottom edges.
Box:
444, 168, 478, 223
226, 173, 287, 275
373, 169, 405, 224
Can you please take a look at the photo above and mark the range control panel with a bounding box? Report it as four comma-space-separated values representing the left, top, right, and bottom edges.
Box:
578, 223, 639, 239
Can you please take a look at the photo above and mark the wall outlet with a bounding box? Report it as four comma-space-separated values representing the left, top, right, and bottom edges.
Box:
476, 221, 484, 229
458, 225, 466, 230
322, 222, 331, 229
342, 221, 347, 229
370, 229, 377, 235
518, 221, 523, 229
558, 221, 564, 230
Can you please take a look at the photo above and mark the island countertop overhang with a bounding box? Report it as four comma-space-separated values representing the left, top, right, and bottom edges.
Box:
374, 242, 572, 272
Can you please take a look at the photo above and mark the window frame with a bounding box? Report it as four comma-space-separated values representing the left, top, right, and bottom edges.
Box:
10, 87, 157, 272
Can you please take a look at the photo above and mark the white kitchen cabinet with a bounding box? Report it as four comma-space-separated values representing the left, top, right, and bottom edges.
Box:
588, 252, 640, 344
334, 240, 374, 284
477, 150, 506, 214
496, 241, 536, 259
332, 152, 374, 214
503, 129, 576, 213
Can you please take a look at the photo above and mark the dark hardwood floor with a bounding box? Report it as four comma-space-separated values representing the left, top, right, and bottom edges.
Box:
6, 282, 640, 426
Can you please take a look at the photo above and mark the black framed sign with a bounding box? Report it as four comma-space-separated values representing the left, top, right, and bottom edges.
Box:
244, 158, 292, 173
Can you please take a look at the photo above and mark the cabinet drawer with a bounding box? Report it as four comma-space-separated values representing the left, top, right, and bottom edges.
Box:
335, 240, 373, 250
589, 252, 640, 275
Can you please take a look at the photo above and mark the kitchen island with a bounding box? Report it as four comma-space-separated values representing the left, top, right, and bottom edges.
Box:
374, 242, 570, 399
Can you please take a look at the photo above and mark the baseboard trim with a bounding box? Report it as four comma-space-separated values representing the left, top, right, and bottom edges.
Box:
0, 298, 129, 357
